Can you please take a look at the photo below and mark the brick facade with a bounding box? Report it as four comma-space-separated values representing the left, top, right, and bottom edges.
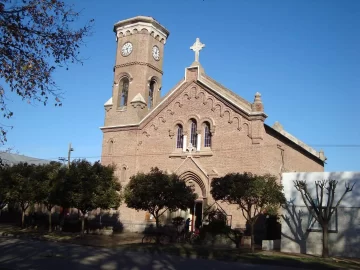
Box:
100, 16, 326, 232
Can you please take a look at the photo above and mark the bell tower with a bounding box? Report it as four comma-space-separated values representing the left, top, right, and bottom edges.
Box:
104, 16, 170, 126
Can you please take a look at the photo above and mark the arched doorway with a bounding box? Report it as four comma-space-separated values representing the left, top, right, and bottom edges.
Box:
179, 171, 207, 232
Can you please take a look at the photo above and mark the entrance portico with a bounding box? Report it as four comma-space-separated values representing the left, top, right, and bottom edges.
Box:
178, 168, 208, 232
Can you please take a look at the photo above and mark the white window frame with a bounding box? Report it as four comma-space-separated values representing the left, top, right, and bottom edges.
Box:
307, 207, 338, 233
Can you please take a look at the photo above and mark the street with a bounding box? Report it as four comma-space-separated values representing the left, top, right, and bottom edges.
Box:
0, 237, 302, 270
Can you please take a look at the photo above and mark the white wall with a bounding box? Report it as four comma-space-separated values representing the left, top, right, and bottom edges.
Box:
281, 172, 360, 258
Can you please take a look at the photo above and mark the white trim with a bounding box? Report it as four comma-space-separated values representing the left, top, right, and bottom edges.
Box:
115, 21, 168, 43
173, 156, 209, 179
104, 97, 113, 106
183, 135, 187, 152
100, 123, 139, 129
196, 134, 201, 152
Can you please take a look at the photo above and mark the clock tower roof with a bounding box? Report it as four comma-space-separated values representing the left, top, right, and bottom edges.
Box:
113, 16, 170, 41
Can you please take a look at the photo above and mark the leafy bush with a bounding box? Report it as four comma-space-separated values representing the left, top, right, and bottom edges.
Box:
200, 209, 243, 247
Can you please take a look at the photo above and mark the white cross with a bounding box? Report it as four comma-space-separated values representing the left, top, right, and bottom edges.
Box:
187, 143, 195, 153
190, 38, 205, 62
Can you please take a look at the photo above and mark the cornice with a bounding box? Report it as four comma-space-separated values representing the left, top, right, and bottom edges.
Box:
114, 62, 163, 75
114, 17, 169, 44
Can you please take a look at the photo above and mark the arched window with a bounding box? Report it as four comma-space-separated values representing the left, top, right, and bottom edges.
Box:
204, 122, 212, 147
121, 166, 127, 182
119, 78, 129, 107
108, 139, 114, 155
176, 125, 183, 148
148, 80, 155, 109
190, 119, 197, 148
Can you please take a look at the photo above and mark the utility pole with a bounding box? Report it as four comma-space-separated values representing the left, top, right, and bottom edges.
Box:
67, 143, 74, 168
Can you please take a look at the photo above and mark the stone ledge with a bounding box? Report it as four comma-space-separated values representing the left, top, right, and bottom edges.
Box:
169, 151, 213, 158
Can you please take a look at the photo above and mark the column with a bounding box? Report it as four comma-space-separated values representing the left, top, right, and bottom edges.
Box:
196, 134, 201, 152
183, 135, 187, 152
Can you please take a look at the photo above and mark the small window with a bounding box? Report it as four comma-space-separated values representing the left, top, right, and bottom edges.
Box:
148, 80, 155, 109
307, 207, 338, 233
121, 166, 127, 182
204, 122, 211, 147
190, 119, 197, 148
108, 139, 114, 155
176, 125, 183, 148
119, 78, 129, 107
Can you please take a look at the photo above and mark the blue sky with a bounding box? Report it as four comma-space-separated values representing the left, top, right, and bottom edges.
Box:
3, 0, 360, 171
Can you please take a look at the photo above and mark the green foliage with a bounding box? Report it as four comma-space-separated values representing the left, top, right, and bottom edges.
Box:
200, 208, 243, 247
211, 172, 285, 251
35, 161, 62, 209
125, 167, 197, 227
0, 166, 8, 209
0, 162, 41, 226
172, 216, 185, 227
211, 172, 285, 224
204, 209, 228, 235
0, 0, 94, 143
62, 159, 122, 215
0, 160, 121, 231
1, 163, 38, 210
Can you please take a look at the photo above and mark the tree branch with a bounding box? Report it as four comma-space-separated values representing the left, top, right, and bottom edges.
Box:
330, 182, 355, 216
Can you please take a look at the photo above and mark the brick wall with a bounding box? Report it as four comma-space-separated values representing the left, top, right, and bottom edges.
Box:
101, 74, 324, 232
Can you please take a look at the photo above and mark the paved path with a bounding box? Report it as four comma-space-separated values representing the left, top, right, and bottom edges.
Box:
0, 237, 303, 270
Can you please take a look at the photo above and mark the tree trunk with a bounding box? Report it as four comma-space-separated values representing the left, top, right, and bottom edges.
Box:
81, 216, 85, 237
155, 216, 160, 244
322, 223, 329, 258
48, 207, 52, 233
21, 209, 25, 228
250, 223, 255, 253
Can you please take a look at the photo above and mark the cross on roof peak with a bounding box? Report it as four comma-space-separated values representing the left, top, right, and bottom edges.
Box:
190, 38, 205, 62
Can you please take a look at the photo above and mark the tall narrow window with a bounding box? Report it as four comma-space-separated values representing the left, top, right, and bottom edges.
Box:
176, 125, 183, 148
190, 119, 197, 148
119, 78, 129, 107
204, 122, 212, 147
148, 80, 155, 109
108, 139, 114, 155
121, 166, 127, 182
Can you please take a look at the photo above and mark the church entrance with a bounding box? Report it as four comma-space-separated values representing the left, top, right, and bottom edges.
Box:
189, 200, 203, 231
178, 170, 207, 231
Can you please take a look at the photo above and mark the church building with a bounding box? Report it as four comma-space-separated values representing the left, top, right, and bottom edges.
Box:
100, 16, 326, 232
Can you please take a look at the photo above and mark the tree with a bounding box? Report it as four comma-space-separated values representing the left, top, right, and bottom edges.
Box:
0, 0, 94, 143
36, 161, 65, 232
124, 167, 196, 242
63, 159, 121, 236
2, 162, 39, 227
294, 179, 355, 258
211, 172, 285, 252
0, 167, 9, 213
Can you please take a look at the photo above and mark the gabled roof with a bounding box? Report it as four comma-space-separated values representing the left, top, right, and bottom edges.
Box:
101, 61, 326, 162
131, 93, 146, 104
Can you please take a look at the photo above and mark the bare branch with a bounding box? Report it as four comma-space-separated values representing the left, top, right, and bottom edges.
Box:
294, 180, 321, 223
330, 181, 355, 216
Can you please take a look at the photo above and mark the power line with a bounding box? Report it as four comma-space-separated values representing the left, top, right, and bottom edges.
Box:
10, 143, 360, 162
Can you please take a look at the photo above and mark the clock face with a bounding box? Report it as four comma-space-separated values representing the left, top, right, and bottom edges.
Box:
152, 45, 160, 61
121, 42, 133, 57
